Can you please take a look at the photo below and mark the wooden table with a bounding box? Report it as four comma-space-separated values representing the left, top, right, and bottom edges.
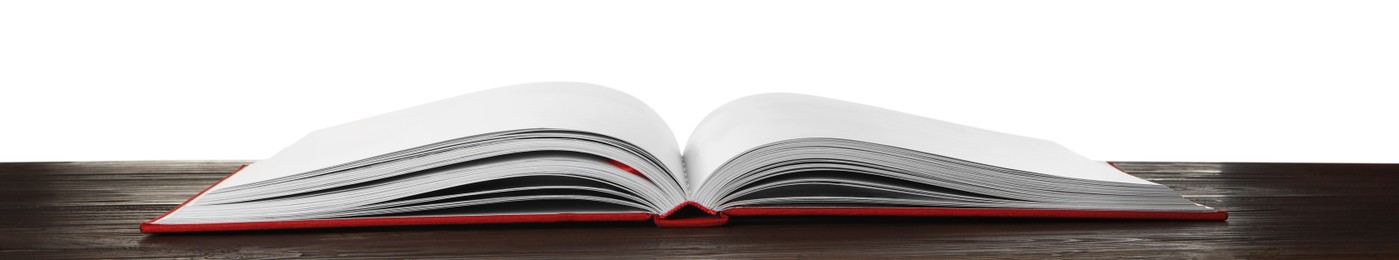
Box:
2, 161, 1396, 258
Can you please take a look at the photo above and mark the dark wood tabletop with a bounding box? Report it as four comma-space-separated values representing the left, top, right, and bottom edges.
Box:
2, 161, 1396, 258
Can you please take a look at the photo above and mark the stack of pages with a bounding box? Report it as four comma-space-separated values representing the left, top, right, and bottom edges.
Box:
143, 82, 1225, 233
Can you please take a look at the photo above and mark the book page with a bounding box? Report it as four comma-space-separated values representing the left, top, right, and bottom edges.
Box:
209, 82, 686, 193
684, 93, 1156, 190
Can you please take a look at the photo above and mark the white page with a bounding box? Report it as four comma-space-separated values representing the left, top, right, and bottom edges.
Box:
208, 82, 685, 193
684, 93, 1155, 189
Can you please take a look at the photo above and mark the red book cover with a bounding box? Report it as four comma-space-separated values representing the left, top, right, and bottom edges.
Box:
142, 165, 1226, 233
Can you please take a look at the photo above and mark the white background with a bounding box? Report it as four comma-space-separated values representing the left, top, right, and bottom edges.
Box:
2, 1, 1396, 163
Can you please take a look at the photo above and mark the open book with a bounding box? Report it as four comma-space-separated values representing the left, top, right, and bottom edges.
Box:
142, 82, 1226, 233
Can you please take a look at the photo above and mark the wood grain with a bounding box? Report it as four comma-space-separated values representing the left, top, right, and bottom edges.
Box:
2, 161, 1397, 258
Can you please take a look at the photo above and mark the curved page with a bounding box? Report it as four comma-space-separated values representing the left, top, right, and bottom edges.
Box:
684, 93, 1155, 191
210, 82, 685, 194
